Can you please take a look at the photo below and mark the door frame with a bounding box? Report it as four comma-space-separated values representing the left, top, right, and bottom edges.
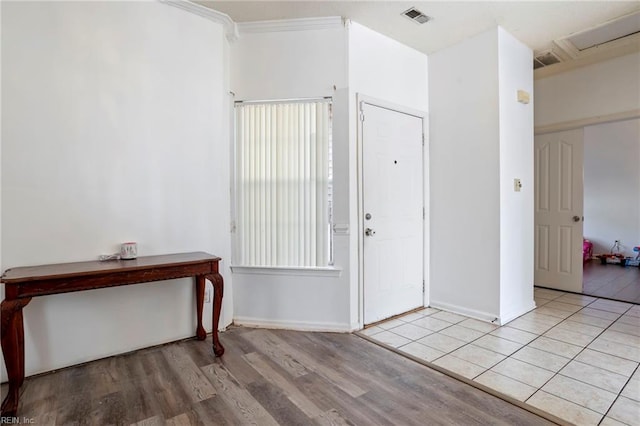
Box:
356, 94, 429, 328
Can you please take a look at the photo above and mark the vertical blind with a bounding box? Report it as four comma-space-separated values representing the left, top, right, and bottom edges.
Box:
235, 100, 332, 267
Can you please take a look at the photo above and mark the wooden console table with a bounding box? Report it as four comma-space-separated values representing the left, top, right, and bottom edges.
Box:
0, 251, 224, 417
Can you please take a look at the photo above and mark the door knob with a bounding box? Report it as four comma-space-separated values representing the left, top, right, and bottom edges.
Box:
365, 228, 376, 236
573, 216, 580, 222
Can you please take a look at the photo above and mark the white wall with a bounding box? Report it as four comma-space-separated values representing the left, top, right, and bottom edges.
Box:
231, 25, 345, 101
430, 27, 535, 323
348, 22, 429, 112
535, 52, 640, 127
229, 21, 429, 330
347, 21, 429, 326
230, 23, 353, 331
1, 1, 232, 380
429, 29, 501, 321
497, 28, 535, 323
584, 119, 640, 257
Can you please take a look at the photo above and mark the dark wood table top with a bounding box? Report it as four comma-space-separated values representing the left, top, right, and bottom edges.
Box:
1, 252, 221, 283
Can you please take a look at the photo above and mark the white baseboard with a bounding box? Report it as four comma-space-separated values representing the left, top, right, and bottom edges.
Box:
429, 300, 500, 325
430, 300, 537, 326
500, 301, 537, 325
233, 317, 353, 333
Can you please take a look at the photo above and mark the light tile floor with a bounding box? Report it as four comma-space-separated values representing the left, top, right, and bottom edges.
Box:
362, 288, 640, 425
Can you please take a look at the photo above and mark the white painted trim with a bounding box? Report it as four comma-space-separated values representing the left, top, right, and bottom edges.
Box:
231, 265, 342, 277
555, 24, 640, 61
535, 109, 640, 135
233, 317, 353, 332
553, 38, 580, 60
499, 302, 537, 326
429, 300, 499, 325
356, 94, 429, 328
534, 42, 640, 80
159, 0, 239, 42
238, 17, 344, 34
358, 95, 427, 120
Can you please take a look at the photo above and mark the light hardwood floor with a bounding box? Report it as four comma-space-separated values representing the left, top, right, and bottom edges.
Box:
583, 261, 640, 303
2, 327, 555, 425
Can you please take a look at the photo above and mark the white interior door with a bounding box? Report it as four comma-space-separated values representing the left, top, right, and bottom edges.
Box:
534, 129, 584, 293
362, 102, 424, 325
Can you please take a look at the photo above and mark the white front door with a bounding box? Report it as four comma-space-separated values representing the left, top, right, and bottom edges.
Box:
362, 102, 424, 325
534, 129, 584, 293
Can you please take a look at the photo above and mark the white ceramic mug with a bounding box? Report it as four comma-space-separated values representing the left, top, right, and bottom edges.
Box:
120, 242, 138, 260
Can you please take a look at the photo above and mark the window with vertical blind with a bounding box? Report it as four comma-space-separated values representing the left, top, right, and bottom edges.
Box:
234, 99, 333, 268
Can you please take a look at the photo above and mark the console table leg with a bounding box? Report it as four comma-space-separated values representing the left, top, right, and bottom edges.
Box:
1, 298, 31, 417
195, 275, 206, 340
207, 273, 225, 357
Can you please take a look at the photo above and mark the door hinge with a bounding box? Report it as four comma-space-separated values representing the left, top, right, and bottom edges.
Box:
422, 134, 425, 146
423, 207, 425, 219
360, 112, 365, 122
422, 280, 425, 293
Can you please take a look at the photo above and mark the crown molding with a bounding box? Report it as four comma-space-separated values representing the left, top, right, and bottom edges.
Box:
238, 17, 344, 35
159, 0, 239, 42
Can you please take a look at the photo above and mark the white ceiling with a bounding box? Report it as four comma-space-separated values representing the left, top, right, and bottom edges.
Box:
198, 1, 640, 60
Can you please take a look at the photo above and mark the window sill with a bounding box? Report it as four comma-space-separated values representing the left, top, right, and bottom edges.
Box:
230, 265, 342, 277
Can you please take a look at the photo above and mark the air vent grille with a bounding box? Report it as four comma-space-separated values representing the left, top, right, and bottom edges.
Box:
533, 51, 562, 69
402, 7, 431, 25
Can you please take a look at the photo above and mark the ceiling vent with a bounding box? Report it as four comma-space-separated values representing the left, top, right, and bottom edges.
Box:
566, 12, 640, 51
402, 7, 431, 25
554, 11, 640, 59
533, 50, 562, 69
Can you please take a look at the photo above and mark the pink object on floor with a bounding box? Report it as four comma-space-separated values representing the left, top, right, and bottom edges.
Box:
583, 239, 593, 262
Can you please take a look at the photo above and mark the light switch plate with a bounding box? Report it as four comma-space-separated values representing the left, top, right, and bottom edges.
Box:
517, 90, 530, 104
